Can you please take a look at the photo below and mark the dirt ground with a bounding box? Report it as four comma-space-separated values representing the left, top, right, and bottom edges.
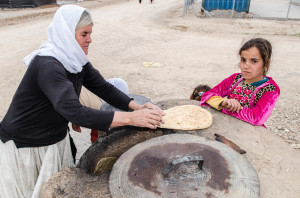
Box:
0, 0, 300, 197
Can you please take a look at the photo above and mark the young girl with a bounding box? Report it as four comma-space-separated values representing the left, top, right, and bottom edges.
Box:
200, 38, 280, 127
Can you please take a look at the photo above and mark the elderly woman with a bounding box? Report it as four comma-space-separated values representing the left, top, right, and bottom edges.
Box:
0, 5, 164, 198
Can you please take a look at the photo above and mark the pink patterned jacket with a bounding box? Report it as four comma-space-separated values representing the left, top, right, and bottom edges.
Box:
200, 73, 280, 127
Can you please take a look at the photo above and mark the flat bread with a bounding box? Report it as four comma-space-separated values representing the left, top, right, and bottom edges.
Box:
159, 105, 213, 130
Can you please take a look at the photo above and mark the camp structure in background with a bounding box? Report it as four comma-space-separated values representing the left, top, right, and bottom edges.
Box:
0, 0, 56, 8
202, 0, 251, 13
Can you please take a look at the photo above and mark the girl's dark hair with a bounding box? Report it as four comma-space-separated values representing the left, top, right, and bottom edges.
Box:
190, 84, 211, 101
239, 38, 272, 75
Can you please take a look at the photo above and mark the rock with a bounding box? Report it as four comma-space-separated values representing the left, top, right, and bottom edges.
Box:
41, 167, 111, 198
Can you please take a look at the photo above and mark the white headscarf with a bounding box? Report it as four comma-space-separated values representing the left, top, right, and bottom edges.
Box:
23, 5, 91, 73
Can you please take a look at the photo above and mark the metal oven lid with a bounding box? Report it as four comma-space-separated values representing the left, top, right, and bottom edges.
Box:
109, 134, 259, 198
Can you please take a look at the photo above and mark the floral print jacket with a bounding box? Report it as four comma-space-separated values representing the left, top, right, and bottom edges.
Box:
200, 73, 280, 127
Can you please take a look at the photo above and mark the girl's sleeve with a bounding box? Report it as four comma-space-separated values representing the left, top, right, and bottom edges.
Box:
221, 90, 280, 126
206, 96, 225, 110
200, 74, 237, 106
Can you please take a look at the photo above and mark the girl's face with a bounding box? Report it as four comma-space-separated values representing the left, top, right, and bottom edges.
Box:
239, 46, 265, 84
75, 24, 93, 55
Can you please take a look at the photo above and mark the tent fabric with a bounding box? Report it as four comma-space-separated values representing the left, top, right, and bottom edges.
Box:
0, 0, 56, 8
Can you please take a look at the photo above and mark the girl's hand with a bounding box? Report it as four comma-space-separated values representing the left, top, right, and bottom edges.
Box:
221, 99, 243, 113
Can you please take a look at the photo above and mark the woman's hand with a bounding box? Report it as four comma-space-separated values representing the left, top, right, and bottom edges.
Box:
221, 99, 243, 113
114, 101, 165, 129
141, 102, 165, 116
130, 107, 164, 129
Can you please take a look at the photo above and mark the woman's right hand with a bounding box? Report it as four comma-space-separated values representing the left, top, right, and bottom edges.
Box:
221, 99, 243, 113
130, 108, 164, 129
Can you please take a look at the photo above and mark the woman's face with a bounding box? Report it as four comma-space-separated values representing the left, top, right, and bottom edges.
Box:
75, 24, 93, 55
239, 46, 265, 84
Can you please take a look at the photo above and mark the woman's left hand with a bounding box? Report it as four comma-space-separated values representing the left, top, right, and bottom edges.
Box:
142, 102, 165, 117
129, 101, 165, 124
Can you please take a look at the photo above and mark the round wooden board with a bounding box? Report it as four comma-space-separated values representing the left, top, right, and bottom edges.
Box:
109, 134, 259, 198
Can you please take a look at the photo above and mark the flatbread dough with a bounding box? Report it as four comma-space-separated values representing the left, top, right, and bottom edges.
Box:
159, 105, 213, 130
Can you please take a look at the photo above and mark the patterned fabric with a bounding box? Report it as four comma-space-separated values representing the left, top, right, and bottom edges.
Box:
229, 74, 275, 107
254, 84, 275, 105
229, 74, 242, 90
229, 81, 256, 108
